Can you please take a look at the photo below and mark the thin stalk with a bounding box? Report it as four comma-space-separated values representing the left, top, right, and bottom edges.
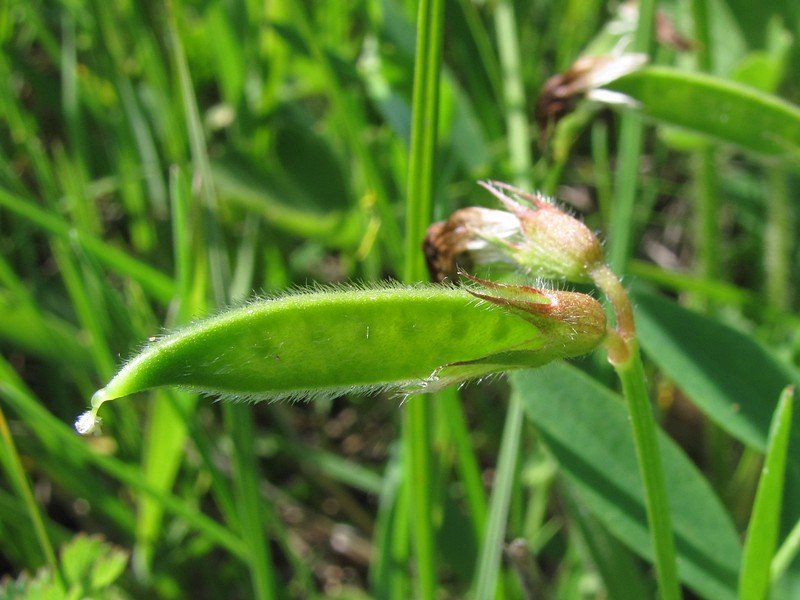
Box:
494, 0, 532, 188
439, 389, 488, 539
166, 4, 277, 596
591, 264, 681, 600
694, 147, 720, 290
691, 0, 721, 313
591, 121, 613, 226
403, 0, 445, 597
166, 0, 229, 304
772, 516, 800, 582
607, 0, 655, 273
765, 168, 791, 311
612, 341, 681, 600
472, 394, 523, 599
225, 404, 278, 600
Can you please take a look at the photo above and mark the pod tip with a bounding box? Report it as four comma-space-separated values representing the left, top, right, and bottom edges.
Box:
74, 388, 109, 435
74, 410, 101, 435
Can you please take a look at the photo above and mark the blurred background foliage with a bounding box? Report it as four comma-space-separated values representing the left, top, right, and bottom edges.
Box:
1, 0, 799, 598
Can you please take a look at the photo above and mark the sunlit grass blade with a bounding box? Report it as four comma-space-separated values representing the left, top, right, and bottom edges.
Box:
739, 385, 794, 600
472, 393, 523, 598
0, 404, 60, 581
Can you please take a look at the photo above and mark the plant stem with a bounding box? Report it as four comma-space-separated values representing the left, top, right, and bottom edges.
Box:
404, 0, 445, 597
472, 393, 523, 599
765, 168, 791, 311
591, 264, 682, 600
608, 0, 655, 274
494, 0, 532, 188
613, 341, 681, 600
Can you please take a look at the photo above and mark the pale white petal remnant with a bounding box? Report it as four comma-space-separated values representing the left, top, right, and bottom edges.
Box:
74, 410, 100, 435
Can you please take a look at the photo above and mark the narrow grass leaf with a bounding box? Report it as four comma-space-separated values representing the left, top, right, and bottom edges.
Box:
514, 362, 741, 600
603, 66, 800, 159
472, 394, 523, 599
740, 385, 794, 600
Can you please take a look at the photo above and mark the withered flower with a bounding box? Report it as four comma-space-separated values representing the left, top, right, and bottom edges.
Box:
535, 53, 647, 135
424, 181, 604, 284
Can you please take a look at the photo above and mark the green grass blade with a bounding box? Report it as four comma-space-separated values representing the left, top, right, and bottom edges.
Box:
224, 403, 278, 600
772, 518, 800, 583
405, 3, 464, 593
739, 385, 794, 600
607, 0, 655, 273
438, 388, 488, 538
0, 404, 60, 580
133, 167, 202, 577
493, 0, 531, 187
472, 394, 523, 599
0, 288, 92, 368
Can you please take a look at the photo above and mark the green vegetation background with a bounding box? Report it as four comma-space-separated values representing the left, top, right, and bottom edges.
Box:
1, 0, 799, 598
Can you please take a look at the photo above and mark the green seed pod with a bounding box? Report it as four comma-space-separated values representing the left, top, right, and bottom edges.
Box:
75, 281, 606, 434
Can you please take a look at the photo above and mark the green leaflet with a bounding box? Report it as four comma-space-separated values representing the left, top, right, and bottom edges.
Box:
602, 66, 800, 159
75, 282, 606, 434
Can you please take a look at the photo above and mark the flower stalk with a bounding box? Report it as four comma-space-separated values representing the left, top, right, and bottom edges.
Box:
425, 182, 681, 599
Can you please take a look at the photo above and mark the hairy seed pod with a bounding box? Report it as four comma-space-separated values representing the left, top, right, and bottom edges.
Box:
75, 282, 606, 434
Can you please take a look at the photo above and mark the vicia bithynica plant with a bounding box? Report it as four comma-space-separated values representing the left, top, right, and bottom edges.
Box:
74, 180, 679, 599
75, 182, 623, 435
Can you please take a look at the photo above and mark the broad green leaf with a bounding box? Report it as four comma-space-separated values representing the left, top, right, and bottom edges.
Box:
603, 66, 800, 159
633, 290, 799, 451
740, 386, 794, 600
514, 362, 741, 600
77, 283, 607, 433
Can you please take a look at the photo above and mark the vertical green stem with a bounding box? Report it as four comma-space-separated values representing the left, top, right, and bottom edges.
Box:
494, 0, 532, 188
592, 265, 681, 600
691, 0, 720, 304
166, 4, 276, 597
764, 168, 791, 311
607, 0, 655, 273
225, 404, 278, 600
694, 148, 720, 286
472, 393, 523, 599
612, 342, 681, 600
404, 0, 445, 282
404, 0, 445, 597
